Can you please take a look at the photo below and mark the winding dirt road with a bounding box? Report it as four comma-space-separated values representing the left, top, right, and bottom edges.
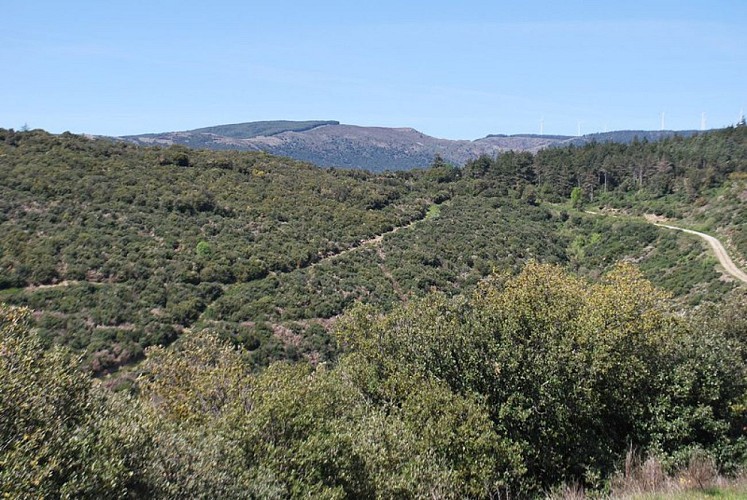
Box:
587, 209, 747, 285
652, 223, 747, 284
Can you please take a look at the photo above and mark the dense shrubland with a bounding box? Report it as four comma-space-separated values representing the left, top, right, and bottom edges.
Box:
1, 123, 747, 496
1, 125, 746, 372
0, 129, 432, 370
2, 263, 745, 497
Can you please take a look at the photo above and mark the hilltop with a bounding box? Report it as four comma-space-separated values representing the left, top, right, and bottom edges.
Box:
121, 120, 701, 171
122, 120, 566, 170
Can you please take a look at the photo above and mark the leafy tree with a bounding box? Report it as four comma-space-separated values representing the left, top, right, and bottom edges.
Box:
570, 186, 583, 208
336, 262, 746, 494
137, 330, 515, 498
196, 240, 212, 258
0, 304, 153, 497
139, 333, 253, 424
426, 154, 460, 183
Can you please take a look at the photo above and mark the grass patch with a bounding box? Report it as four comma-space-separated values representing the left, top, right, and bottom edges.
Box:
609, 449, 747, 500
424, 203, 441, 219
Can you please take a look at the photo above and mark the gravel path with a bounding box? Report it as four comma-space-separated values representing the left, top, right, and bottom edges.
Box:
653, 223, 747, 284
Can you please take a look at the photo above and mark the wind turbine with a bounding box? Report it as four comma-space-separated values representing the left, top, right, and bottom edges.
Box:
540, 117, 544, 135
660, 112, 665, 131
701, 112, 707, 131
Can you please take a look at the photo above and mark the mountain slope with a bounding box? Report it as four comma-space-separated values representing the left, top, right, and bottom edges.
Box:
560, 129, 701, 147
121, 121, 573, 171
190, 120, 340, 138
121, 120, 704, 171
3, 126, 742, 375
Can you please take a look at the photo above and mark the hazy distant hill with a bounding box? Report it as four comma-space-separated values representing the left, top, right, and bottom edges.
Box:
121, 121, 701, 171
121, 121, 572, 171
181, 120, 340, 140
560, 129, 701, 147
123, 120, 340, 150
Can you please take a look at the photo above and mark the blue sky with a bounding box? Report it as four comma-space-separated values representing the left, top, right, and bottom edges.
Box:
2, 1, 745, 139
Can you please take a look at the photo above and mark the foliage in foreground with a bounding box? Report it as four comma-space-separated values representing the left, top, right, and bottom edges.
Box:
2, 262, 745, 498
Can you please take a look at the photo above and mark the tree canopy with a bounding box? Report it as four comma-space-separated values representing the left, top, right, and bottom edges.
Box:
2, 262, 744, 497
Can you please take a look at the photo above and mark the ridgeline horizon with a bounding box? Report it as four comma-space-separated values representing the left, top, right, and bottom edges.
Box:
114, 119, 704, 171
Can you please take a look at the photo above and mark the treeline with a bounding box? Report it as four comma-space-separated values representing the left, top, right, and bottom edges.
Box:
463, 122, 747, 203
2, 263, 745, 497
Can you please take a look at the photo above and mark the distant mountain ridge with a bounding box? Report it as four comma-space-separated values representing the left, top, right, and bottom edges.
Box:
186, 120, 340, 139
561, 129, 701, 147
120, 121, 701, 171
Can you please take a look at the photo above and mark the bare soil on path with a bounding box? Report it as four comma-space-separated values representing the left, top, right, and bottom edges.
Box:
650, 221, 747, 284
586, 209, 747, 285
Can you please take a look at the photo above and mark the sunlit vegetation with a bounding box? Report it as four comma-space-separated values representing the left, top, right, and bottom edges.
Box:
2, 262, 745, 497
0, 129, 432, 370
2, 125, 746, 371
1, 123, 746, 496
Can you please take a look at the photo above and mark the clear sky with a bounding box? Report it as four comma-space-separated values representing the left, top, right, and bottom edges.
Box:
2, 1, 746, 139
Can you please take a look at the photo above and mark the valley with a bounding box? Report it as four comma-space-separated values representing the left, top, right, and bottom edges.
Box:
2, 125, 745, 372
1, 123, 746, 498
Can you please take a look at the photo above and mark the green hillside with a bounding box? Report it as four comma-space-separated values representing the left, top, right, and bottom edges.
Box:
125, 120, 340, 140
2, 127, 745, 372
0, 129, 430, 371
1, 125, 746, 497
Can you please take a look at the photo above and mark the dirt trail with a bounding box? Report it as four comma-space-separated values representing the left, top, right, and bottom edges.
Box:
197, 209, 431, 324
651, 223, 747, 284
311, 213, 426, 267
23, 280, 97, 292
587, 210, 747, 285
22, 210, 430, 296
306, 211, 422, 301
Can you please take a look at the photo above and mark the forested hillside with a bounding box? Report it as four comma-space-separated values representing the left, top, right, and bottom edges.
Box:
0, 129, 433, 371
1, 126, 745, 373
464, 122, 747, 261
465, 123, 746, 205
1, 124, 746, 497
